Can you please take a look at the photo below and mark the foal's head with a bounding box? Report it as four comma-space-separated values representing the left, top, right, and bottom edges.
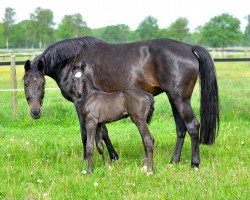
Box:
23, 60, 45, 119
71, 65, 85, 99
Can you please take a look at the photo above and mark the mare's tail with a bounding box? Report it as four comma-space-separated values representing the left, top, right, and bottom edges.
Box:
146, 94, 155, 124
192, 45, 219, 145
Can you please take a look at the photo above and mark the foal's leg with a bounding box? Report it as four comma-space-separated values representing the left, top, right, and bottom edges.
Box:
74, 102, 118, 161
95, 125, 107, 164
172, 100, 200, 168
74, 102, 87, 161
169, 100, 187, 164
86, 119, 98, 173
133, 119, 154, 174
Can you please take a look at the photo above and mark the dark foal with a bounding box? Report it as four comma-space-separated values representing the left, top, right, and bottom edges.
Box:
71, 66, 155, 174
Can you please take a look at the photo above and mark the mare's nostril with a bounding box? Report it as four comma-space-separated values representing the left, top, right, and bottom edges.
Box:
31, 108, 41, 119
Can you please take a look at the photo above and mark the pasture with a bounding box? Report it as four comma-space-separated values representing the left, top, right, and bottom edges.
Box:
0, 59, 249, 199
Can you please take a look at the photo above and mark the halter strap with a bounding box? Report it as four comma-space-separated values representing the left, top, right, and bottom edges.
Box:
26, 95, 38, 102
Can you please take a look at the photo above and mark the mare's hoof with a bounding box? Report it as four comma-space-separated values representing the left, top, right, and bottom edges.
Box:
191, 162, 199, 168
110, 152, 119, 161
193, 167, 199, 171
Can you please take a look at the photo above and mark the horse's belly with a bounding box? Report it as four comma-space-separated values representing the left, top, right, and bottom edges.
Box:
99, 106, 128, 123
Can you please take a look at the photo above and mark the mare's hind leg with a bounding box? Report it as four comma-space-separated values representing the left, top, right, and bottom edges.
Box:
95, 125, 107, 164
172, 100, 200, 168
169, 100, 187, 164
101, 125, 119, 161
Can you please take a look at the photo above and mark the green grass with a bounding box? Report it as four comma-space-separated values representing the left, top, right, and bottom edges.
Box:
0, 62, 249, 199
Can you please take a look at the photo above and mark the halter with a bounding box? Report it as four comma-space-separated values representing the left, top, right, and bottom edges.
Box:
26, 83, 44, 104
26, 95, 38, 102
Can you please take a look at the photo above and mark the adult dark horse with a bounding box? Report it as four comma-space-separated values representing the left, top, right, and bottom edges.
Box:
24, 36, 219, 168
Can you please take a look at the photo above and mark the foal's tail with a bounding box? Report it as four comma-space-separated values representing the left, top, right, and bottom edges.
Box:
146, 94, 155, 124
192, 45, 219, 145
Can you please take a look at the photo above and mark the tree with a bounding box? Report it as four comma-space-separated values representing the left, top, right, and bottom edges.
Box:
0, 23, 5, 47
9, 20, 35, 48
136, 16, 159, 40
202, 13, 243, 47
2, 7, 16, 48
30, 7, 55, 48
165, 17, 190, 41
191, 25, 204, 45
55, 14, 91, 40
243, 14, 250, 46
126, 31, 140, 42
101, 24, 130, 43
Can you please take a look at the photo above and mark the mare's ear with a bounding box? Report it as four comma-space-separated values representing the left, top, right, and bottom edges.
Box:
24, 60, 31, 71
38, 60, 44, 72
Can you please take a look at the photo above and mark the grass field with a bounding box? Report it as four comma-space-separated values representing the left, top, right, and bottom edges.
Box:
0, 59, 249, 199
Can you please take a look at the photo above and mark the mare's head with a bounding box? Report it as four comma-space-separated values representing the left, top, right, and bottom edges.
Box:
23, 59, 45, 119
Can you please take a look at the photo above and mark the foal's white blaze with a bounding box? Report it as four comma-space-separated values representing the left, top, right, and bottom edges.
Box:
75, 71, 82, 78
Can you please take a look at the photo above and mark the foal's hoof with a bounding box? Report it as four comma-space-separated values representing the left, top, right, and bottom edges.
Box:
167, 163, 173, 168
141, 165, 153, 176
146, 171, 153, 176
141, 165, 147, 173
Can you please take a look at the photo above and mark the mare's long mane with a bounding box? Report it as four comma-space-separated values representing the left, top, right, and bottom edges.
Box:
34, 36, 101, 70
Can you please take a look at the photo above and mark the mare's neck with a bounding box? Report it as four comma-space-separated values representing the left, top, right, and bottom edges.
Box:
44, 62, 74, 102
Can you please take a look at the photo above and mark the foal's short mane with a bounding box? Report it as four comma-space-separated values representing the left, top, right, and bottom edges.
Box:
36, 36, 102, 69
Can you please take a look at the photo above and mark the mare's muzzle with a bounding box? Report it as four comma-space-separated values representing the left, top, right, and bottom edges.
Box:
27, 96, 42, 119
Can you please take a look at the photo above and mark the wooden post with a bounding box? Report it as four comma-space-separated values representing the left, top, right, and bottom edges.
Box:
10, 54, 18, 116
244, 49, 248, 58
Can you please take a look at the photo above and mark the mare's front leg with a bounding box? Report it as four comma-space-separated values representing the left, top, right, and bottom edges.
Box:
86, 119, 98, 173
101, 125, 119, 161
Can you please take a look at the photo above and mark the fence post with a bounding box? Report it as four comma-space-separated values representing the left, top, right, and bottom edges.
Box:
244, 49, 248, 58
10, 54, 18, 116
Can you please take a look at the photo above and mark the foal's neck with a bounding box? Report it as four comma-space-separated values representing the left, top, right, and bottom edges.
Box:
84, 78, 98, 97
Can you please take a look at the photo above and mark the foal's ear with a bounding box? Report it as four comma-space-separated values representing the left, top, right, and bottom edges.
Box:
24, 60, 31, 72
38, 60, 44, 72
81, 61, 86, 71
